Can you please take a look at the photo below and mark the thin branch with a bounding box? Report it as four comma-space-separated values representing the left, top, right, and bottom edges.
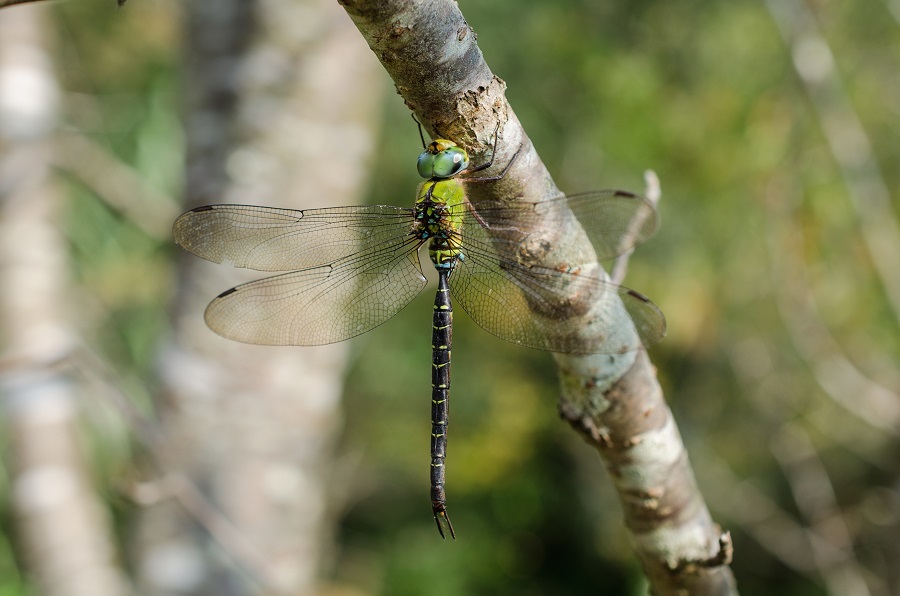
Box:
700, 454, 835, 578
127, 474, 284, 596
764, 177, 900, 435
766, 0, 900, 324
67, 341, 291, 594
611, 169, 661, 285
68, 342, 161, 448
881, 0, 900, 27
702, 448, 884, 595
770, 424, 872, 596
52, 134, 179, 240
339, 1, 735, 592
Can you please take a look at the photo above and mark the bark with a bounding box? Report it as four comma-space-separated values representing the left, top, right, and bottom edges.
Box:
0, 0, 47, 8
0, 5, 131, 596
339, 0, 737, 592
136, 0, 384, 594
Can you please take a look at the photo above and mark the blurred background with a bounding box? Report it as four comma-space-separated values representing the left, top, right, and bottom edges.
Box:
0, 0, 898, 594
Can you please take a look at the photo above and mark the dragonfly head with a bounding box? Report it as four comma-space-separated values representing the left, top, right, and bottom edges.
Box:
417, 139, 470, 180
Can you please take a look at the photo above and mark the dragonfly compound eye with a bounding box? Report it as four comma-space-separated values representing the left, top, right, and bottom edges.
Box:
432, 147, 469, 179
417, 151, 436, 179
417, 143, 470, 179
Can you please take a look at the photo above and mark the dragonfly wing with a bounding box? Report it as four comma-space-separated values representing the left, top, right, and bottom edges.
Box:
174, 204, 414, 272
470, 190, 658, 262
204, 238, 427, 345
564, 190, 659, 261
451, 211, 665, 354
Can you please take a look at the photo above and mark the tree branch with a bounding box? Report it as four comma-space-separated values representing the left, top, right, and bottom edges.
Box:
0, 0, 123, 7
339, 0, 736, 592
0, 0, 43, 8
611, 169, 662, 285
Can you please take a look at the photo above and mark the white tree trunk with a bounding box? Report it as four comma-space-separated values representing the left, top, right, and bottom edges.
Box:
0, 6, 131, 596
135, 1, 384, 594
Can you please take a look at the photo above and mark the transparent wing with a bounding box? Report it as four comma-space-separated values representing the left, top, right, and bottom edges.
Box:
466, 190, 658, 262
449, 195, 665, 354
204, 236, 427, 345
173, 204, 415, 272
564, 190, 658, 260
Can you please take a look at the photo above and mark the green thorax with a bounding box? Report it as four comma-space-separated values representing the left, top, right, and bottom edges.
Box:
414, 178, 466, 270
413, 138, 471, 270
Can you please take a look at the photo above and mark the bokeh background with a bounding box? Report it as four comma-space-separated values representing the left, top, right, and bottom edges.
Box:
1, 0, 898, 594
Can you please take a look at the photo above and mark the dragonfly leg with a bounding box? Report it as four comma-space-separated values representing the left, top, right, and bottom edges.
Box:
462, 143, 521, 183
412, 113, 427, 148
462, 121, 502, 174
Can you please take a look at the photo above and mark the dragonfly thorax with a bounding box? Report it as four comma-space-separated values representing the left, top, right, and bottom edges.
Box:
414, 178, 467, 269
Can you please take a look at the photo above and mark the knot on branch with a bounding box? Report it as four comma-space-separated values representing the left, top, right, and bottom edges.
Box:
558, 401, 613, 448
667, 530, 734, 575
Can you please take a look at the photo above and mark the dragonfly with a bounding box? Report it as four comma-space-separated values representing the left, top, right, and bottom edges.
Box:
173, 129, 666, 539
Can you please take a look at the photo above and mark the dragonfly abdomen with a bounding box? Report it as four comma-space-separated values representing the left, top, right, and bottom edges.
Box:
430, 269, 455, 539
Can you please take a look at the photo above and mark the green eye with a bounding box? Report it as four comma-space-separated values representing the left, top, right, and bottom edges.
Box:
417, 151, 436, 179
432, 147, 469, 178
417, 143, 470, 179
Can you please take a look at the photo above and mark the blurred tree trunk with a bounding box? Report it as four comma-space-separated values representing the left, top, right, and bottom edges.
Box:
0, 6, 131, 596
134, 0, 384, 594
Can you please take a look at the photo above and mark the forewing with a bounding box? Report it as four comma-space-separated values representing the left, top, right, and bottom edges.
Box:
564, 190, 658, 261
173, 204, 414, 272
469, 190, 658, 262
204, 237, 427, 345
